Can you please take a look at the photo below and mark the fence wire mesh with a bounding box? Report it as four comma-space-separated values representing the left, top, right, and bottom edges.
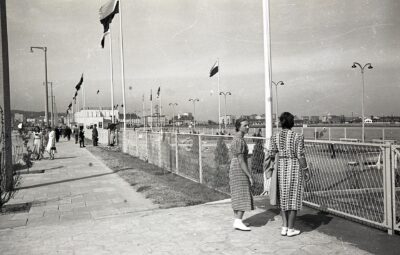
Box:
177, 134, 199, 182
160, 132, 176, 172
200, 135, 233, 194
304, 141, 385, 224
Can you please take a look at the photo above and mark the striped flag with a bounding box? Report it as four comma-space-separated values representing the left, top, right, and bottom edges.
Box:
99, 0, 119, 48
209, 61, 218, 77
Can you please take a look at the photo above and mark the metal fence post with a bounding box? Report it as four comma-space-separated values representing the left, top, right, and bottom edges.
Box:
136, 131, 139, 157
159, 131, 162, 167
328, 127, 331, 141
175, 133, 179, 174
199, 135, 203, 184
314, 127, 317, 140
382, 128, 385, 141
384, 143, 394, 234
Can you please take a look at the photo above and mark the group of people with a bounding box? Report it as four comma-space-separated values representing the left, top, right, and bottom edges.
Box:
229, 112, 308, 237
31, 126, 57, 160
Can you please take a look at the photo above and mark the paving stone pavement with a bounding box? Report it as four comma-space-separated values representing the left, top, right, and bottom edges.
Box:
1, 139, 400, 254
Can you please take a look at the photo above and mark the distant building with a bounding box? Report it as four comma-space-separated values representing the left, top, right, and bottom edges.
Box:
73, 108, 119, 129
219, 115, 235, 126
310, 116, 320, 124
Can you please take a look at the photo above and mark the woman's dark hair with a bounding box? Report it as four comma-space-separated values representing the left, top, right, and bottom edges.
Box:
280, 112, 294, 129
235, 118, 245, 132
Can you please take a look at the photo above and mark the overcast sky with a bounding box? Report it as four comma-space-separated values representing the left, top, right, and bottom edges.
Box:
6, 0, 400, 121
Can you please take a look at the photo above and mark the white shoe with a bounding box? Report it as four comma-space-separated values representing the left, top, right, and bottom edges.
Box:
233, 219, 251, 231
281, 227, 288, 236
287, 229, 300, 237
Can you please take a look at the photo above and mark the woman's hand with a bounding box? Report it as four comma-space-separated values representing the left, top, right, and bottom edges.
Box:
249, 176, 254, 186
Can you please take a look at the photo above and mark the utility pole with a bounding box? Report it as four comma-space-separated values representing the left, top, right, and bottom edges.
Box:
0, 0, 13, 191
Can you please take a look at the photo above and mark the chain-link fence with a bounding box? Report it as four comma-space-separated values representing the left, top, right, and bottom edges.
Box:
90, 129, 400, 233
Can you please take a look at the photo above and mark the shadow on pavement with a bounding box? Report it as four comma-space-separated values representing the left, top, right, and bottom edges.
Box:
16, 167, 135, 190
243, 208, 280, 227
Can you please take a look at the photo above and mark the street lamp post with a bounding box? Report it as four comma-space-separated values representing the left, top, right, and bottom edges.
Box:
44, 81, 54, 128
188, 98, 199, 131
272, 80, 285, 128
30, 46, 49, 127
169, 103, 178, 132
352, 62, 373, 142
219, 91, 231, 130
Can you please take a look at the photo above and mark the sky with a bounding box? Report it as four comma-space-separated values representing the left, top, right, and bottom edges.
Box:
6, 0, 400, 121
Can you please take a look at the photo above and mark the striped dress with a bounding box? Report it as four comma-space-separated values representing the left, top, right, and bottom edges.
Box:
268, 129, 305, 211
229, 134, 254, 211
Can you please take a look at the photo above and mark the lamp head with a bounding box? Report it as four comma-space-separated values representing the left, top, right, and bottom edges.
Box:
351, 64, 356, 68
280, 82, 285, 86
30, 47, 34, 53
368, 65, 373, 69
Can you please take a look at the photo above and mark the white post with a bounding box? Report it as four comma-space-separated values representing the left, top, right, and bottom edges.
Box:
262, 0, 273, 141
328, 127, 331, 141
109, 29, 115, 123
199, 135, 203, 184
150, 90, 153, 131
217, 59, 221, 132
118, 0, 127, 131
344, 127, 347, 139
175, 133, 179, 174
314, 127, 317, 140
382, 128, 385, 141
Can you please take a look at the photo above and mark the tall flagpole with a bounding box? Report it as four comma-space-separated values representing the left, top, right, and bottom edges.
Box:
82, 79, 85, 109
263, 0, 273, 140
109, 29, 115, 123
119, 0, 127, 131
217, 58, 221, 131
159, 87, 162, 131
150, 89, 153, 131
142, 94, 145, 129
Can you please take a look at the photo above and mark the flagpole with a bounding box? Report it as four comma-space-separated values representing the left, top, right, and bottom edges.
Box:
150, 89, 153, 131
263, 0, 273, 140
217, 58, 221, 132
142, 94, 145, 130
109, 28, 115, 123
159, 88, 162, 131
119, 0, 127, 131
82, 78, 85, 109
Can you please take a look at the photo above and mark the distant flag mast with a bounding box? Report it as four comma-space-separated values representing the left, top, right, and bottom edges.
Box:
99, 0, 127, 130
209, 59, 221, 131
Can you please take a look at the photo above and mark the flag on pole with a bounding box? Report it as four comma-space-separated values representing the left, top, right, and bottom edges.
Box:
97, 90, 100, 94
100, 30, 110, 48
157, 86, 161, 98
209, 61, 219, 77
68, 103, 72, 109
150, 89, 152, 101
75, 74, 84, 91
99, 0, 119, 48
74, 91, 78, 98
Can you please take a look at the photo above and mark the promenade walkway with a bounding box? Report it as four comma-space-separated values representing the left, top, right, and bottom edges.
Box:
0, 140, 399, 254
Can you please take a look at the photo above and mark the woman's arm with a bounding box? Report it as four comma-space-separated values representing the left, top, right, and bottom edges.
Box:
238, 154, 254, 185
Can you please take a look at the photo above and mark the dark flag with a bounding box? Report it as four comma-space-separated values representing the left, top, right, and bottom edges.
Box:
68, 103, 72, 109
74, 91, 78, 98
209, 61, 219, 77
121, 104, 124, 108
75, 74, 84, 91
157, 86, 160, 98
97, 90, 100, 94
150, 89, 152, 101
100, 31, 110, 48
99, 0, 119, 48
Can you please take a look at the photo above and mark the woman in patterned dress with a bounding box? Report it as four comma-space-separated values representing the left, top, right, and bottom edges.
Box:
229, 119, 254, 231
268, 112, 308, 237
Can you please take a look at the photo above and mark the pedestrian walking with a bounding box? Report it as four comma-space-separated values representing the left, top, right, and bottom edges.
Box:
92, 124, 98, 146
73, 125, 79, 144
79, 126, 86, 148
46, 127, 57, 160
32, 126, 42, 160
65, 126, 72, 141
229, 119, 254, 231
267, 112, 308, 237
55, 126, 61, 142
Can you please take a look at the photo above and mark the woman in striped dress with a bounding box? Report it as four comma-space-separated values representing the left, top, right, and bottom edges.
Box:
229, 119, 254, 231
268, 112, 308, 237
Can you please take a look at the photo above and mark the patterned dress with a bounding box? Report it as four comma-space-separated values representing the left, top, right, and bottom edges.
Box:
268, 129, 305, 211
229, 133, 254, 211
